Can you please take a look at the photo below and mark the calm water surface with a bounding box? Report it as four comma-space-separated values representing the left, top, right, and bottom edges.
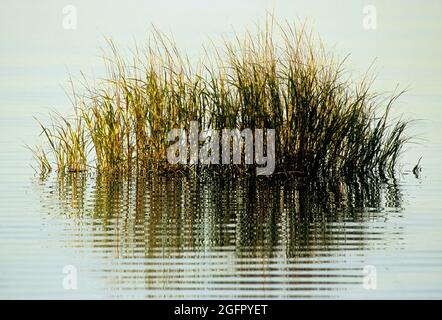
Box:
1, 0, 442, 299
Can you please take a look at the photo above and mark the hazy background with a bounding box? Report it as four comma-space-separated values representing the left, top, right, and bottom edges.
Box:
1, 0, 442, 298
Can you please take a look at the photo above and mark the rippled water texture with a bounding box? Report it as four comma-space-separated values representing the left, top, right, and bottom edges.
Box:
2, 172, 413, 298
1, 0, 442, 299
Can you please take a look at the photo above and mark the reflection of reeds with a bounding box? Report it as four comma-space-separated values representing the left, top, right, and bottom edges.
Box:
33, 18, 410, 178
38, 172, 402, 259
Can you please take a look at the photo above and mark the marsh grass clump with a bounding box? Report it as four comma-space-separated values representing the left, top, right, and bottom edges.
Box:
32, 19, 410, 179
36, 115, 87, 173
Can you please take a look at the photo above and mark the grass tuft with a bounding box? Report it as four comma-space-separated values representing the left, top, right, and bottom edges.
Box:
33, 18, 410, 179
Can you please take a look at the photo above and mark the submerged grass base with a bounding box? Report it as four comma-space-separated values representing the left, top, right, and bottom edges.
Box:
32, 18, 410, 180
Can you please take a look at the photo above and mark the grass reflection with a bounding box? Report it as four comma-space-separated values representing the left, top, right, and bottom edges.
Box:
37, 173, 403, 259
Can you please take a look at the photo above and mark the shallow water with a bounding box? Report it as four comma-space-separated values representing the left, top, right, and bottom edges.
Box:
1, 0, 442, 299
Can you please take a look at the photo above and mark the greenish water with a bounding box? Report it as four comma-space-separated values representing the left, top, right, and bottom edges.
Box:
1, 0, 442, 299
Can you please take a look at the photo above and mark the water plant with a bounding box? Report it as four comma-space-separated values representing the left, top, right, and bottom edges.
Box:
32, 19, 410, 179
36, 115, 87, 173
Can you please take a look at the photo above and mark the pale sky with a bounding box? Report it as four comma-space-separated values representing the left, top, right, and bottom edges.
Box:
1, 0, 441, 116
